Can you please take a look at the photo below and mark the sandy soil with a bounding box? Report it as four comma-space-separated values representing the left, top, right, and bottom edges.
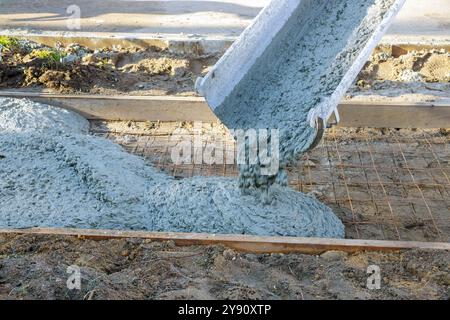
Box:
0, 234, 448, 300
357, 48, 449, 85
0, 40, 448, 97
0, 41, 215, 96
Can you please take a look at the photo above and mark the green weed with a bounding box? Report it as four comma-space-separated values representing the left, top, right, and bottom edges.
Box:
32, 49, 67, 65
0, 36, 19, 50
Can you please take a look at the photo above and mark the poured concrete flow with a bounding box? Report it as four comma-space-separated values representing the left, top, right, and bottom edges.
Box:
209, 0, 402, 192
0, 98, 344, 238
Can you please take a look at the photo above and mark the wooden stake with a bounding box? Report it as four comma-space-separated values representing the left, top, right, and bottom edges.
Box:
0, 228, 448, 254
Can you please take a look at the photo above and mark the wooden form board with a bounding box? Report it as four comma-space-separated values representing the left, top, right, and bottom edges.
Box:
0, 31, 448, 54
0, 228, 448, 254
0, 92, 216, 122
0, 32, 232, 55
0, 91, 449, 128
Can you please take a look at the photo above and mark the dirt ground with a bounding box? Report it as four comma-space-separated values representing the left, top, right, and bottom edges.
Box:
0, 39, 448, 97
358, 48, 450, 85
0, 40, 216, 96
0, 234, 448, 300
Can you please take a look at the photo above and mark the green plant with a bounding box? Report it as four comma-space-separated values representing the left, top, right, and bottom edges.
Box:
97, 57, 110, 68
32, 49, 67, 65
0, 36, 19, 49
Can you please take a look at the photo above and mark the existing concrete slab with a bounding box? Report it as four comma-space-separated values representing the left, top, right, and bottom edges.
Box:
0, 0, 448, 49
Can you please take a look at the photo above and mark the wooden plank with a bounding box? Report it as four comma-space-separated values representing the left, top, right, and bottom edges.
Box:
0, 31, 232, 55
0, 91, 217, 122
0, 228, 448, 254
336, 99, 450, 128
0, 91, 449, 128
1, 31, 448, 55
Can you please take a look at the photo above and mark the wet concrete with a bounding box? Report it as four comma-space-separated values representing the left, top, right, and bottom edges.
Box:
0, 98, 345, 238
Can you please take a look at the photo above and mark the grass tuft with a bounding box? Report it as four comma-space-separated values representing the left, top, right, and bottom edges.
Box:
0, 36, 19, 50
32, 49, 67, 64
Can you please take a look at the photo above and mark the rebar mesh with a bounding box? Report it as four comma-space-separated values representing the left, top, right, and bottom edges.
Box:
91, 121, 450, 243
